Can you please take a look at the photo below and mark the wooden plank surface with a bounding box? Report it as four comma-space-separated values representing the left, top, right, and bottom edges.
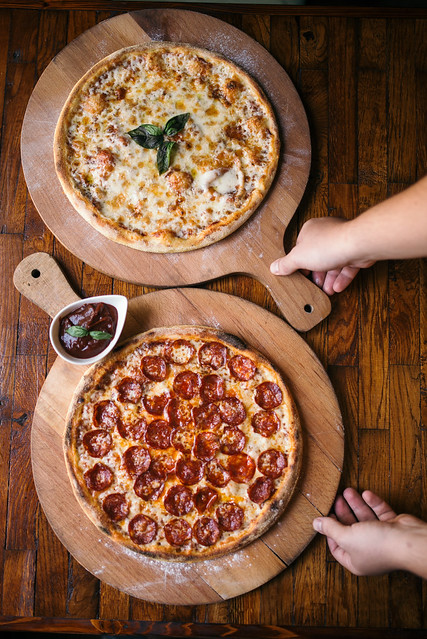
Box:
0, 2, 426, 635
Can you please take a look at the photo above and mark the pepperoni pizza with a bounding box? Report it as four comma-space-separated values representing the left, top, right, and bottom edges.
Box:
64, 326, 301, 560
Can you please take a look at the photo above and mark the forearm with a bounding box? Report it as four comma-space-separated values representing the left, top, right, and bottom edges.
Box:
346, 175, 427, 263
395, 518, 427, 579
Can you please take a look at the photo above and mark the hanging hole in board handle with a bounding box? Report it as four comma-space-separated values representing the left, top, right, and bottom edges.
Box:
304, 304, 314, 314
31, 269, 41, 279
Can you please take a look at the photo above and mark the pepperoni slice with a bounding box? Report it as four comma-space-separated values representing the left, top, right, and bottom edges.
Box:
143, 393, 170, 415
173, 371, 201, 399
205, 459, 230, 488
220, 426, 245, 455
165, 339, 195, 364
123, 445, 151, 477
129, 514, 158, 545
93, 400, 121, 430
171, 428, 194, 453
117, 416, 146, 441
194, 432, 220, 461
227, 453, 256, 483
251, 410, 280, 437
228, 354, 256, 381
141, 355, 167, 381
164, 518, 192, 547
255, 382, 283, 409
193, 517, 220, 546
145, 419, 173, 449
134, 470, 165, 501
150, 454, 176, 479
216, 502, 244, 531
200, 375, 225, 402
176, 457, 204, 485
194, 486, 218, 514
219, 397, 246, 425
164, 485, 194, 516
117, 377, 144, 403
84, 463, 113, 491
248, 477, 275, 504
198, 342, 227, 370
83, 429, 112, 458
116, 377, 144, 403
192, 403, 221, 430
167, 398, 192, 428
258, 449, 287, 478
102, 493, 129, 521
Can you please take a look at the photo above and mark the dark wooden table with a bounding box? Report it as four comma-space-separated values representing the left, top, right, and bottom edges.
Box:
0, 2, 426, 637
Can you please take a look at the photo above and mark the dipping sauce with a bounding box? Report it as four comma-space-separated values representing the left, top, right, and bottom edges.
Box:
59, 302, 118, 359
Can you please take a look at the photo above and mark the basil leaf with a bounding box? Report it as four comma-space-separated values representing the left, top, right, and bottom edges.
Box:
66, 325, 89, 338
89, 330, 113, 340
128, 124, 164, 149
163, 113, 190, 137
157, 141, 176, 175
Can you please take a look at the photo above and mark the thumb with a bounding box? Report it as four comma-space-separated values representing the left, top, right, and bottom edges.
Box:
270, 252, 298, 276
313, 516, 347, 542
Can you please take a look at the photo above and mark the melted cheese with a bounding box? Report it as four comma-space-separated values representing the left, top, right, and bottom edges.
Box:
60, 44, 278, 249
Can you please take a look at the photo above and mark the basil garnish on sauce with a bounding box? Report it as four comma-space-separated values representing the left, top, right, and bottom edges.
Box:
66, 325, 113, 340
89, 331, 114, 340
127, 113, 190, 174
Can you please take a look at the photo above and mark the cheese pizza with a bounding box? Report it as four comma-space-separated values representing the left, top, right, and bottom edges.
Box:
54, 42, 280, 252
64, 326, 301, 561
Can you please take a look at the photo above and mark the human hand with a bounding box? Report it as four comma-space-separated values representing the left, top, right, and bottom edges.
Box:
270, 217, 375, 295
312, 487, 427, 577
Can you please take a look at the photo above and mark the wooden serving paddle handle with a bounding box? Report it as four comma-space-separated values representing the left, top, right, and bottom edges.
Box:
253, 263, 331, 332
13, 252, 81, 318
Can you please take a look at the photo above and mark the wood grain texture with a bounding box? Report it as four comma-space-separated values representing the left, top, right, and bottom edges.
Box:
0, 11, 10, 146
327, 184, 358, 367
389, 367, 423, 629
328, 17, 357, 184
1, 4, 426, 634
388, 184, 420, 366
6, 615, 427, 639
67, 557, 99, 619
30, 287, 343, 605
358, 430, 390, 628
2, 1, 427, 17
34, 507, 69, 617
358, 187, 389, 431
0, 10, 37, 234
388, 20, 417, 184
6, 355, 42, 550
2, 550, 36, 616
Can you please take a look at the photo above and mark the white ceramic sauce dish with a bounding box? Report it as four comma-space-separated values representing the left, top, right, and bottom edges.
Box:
49, 294, 128, 366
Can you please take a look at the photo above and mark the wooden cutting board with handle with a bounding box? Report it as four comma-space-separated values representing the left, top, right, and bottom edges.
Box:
14, 252, 343, 605
20, 8, 331, 332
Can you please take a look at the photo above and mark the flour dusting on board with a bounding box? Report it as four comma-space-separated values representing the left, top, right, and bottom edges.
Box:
148, 27, 164, 41
99, 536, 252, 592
204, 33, 268, 83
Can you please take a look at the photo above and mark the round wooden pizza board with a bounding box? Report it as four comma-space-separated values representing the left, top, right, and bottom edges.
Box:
20, 8, 331, 332
20, 254, 344, 606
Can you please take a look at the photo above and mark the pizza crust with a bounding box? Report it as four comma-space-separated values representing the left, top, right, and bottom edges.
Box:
64, 326, 301, 561
54, 43, 280, 253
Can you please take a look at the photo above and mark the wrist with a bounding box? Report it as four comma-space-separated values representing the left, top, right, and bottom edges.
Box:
338, 218, 364, 265
393, 518, 427, 578
344, 215, 377, 265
